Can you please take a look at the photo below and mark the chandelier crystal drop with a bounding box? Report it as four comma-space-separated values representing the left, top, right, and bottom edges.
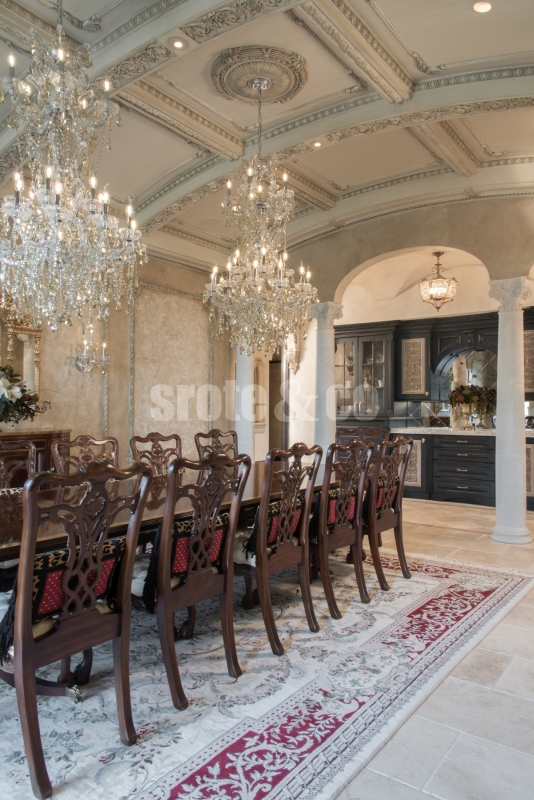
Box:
0, 0, 146, 330
203, 77, 317, 354
419, 251, 458, 311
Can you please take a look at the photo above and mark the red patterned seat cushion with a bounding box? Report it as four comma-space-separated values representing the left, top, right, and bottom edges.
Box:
362, 476, 399, 523
170, 514, 229, 577
309, 488, 357, 544
243, 493, 305, 557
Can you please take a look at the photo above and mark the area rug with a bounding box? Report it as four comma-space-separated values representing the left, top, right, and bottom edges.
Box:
0, 552, 532, 800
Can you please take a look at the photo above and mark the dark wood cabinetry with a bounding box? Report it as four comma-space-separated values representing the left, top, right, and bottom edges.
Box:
0, 429, 71, 484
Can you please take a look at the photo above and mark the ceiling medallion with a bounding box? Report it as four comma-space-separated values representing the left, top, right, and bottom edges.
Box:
420, 251, 458, 311
211, 46, 308, 104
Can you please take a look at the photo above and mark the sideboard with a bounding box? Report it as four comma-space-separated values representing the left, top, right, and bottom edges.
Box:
0, 429, 71, 484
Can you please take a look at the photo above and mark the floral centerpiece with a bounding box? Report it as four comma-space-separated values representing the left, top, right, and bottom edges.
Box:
0, 365, 48, 424
448, 385, 496, 416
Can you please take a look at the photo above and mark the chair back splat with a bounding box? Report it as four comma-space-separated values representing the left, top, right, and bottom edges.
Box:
313, 440, 374, 613
194, 429, 238, 460
0, 461, 152, 800
155, 452, 251, 711
51, 434, 119, 474
130, 432, 181, 476
234, 442, 322, 657
363, 436, 413, 592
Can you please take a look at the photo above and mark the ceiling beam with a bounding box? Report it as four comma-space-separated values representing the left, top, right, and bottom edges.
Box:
283, 166, 337, 209
298, 0, 413, 104
118, 80, 244, 160
180, 0, 306, 44
409, 121, 480, 176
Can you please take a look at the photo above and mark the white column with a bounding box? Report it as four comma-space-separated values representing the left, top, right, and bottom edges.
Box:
311, 302, 343, 453
489, 277, 532, 544
235, 344, 255, 461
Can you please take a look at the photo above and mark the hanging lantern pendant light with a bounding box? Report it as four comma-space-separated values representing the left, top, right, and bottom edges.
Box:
420, 251, 458, 311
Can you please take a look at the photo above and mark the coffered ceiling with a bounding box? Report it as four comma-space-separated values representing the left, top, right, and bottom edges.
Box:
0, 0, 533, 275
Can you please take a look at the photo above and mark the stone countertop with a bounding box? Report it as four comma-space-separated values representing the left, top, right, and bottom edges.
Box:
391, 426, 534, 437
391, 426, 494, 436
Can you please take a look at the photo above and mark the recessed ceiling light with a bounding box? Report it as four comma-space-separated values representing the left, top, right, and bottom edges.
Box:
473, 2, 492, 12
173, 39, 185, 48
313, 141, 322, 147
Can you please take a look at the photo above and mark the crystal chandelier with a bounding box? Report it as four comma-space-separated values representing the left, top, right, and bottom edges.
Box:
0, 0, 146, 331
420, 251, 458, 311
203, 77, 317, 354
75, 324, 110, 374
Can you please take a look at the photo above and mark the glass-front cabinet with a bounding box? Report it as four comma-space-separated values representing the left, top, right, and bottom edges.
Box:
335, 325, 394, 423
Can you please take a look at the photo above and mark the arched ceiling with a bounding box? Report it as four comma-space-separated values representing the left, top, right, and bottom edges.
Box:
1, 0, 533, 273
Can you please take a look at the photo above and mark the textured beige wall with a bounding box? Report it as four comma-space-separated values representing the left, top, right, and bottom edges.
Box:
292, 197, 534, 303
0, 256, 235, 464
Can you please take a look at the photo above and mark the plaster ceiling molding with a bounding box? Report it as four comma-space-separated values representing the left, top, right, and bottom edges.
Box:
0, 16, 32, 50
362, 0, 441, 76
274, 142, 314, 158
136, 154, 223, 214
89, 42, 175, 99
325, 97, 534, 145
0, 0, 79, 48
480, 156, 534, 168
338, 166, 454, 201
119, 80, 244, 159
284, 8, 366, 91
415, 65, 534, 93
160, 224, 230, 253
211, 46, 308, 104
410, 121, 479, 176
142, 168, 242, 233
90, 0, 188, 55
299, 0, 413, 104
282, 166, 336, 208
181, 0, 297, 44
34, 0, 101, 31
472, 182, 534, 198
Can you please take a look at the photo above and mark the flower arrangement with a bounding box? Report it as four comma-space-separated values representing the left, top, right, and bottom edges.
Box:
0, 365, 48, 424
448, 384, 496, 416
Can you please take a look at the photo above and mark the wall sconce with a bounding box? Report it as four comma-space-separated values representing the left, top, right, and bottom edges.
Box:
75, 325, 110, 373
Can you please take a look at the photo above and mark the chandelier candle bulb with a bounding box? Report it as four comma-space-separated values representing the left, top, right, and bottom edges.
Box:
8, 54, 14, 78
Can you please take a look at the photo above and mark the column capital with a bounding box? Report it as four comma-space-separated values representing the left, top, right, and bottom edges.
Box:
489, 276, 532, 311
311, 301, 343, 330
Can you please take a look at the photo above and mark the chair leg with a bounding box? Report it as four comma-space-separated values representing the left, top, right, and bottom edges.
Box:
394, 518, 411, 579
219, 590, 242, 679
176, 606, 196, 640
256, 568, 284, 656
241, 575, 255, 610
58, 656, 72, 684
318, 537, 341, 619
15, 666, 53, 799
368, 526, 390, 591
72, 649, 93, 686
156, 599, 188, 710
299, 560, 320, 632
310, 551, 320, 582
352, 528, 371, 604
113, 635, 137, 746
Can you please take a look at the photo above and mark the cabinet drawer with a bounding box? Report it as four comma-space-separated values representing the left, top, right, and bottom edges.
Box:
432, 476, 494, 499
433, 445, 495, 464
433, 460, 494, 480
434, 435, 495, 452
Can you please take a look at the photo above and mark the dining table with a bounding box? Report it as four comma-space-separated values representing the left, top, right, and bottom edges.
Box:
0, 461, 338, 562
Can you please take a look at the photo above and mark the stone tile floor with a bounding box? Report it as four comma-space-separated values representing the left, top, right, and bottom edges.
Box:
338, 499, 534, 799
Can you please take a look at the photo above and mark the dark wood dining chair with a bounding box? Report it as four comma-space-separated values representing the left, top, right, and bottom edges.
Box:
0, 439, 37, 489
0, 461, 152, 799
153, 452, 251, 711
310, 439, 374, 614
195, 428, 239, 460
51, 434, 120, 474
130, 432, 182, 510
362, 436, 413, 592
234, 442, 322, 656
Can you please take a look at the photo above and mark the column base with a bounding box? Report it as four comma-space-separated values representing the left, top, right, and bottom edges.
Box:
491, 525, 532, 545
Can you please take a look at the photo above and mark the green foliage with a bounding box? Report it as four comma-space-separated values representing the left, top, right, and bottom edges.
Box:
0, 364, 41, 424
448, 384, 496, 416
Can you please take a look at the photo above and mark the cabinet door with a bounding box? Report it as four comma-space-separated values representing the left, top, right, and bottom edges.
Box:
355, 336, 387, 417
334, 339, 355, 417
396, 332, 430, 401
403, 435, 431, 498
